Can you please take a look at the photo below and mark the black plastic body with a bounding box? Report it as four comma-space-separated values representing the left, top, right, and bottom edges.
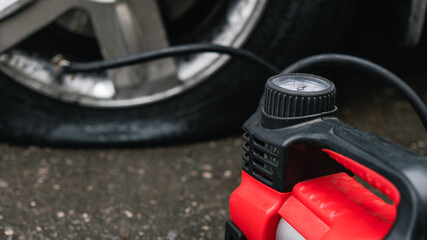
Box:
241, 111, 427, 239
225, 221, 247, 240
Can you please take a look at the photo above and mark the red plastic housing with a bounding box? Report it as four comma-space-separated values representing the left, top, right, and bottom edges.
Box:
229, 150, 400, 239
279, 172, 398, 239
229, 171, 291, 240
323, 149, 400, 205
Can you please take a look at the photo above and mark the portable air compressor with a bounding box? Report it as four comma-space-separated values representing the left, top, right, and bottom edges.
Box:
225, 73, 427, 240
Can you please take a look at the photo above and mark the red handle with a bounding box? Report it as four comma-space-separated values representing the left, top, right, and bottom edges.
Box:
323, 149, 400, 205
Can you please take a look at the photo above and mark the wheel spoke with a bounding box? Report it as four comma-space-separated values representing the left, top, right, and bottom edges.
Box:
0, 0, 73, 53
87, 0, 177, 91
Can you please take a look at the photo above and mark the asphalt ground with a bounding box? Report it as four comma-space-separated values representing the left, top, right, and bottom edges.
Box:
1, 52, 427, 239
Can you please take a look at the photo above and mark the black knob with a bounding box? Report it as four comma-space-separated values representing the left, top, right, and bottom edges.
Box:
263, 73, 336, 118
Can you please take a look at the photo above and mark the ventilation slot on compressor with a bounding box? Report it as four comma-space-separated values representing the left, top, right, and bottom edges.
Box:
242, 132, 250, 171
251, 137, 279, 185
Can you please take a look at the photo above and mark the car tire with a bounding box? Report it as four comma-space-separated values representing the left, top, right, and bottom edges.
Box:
0, 0, 356, 146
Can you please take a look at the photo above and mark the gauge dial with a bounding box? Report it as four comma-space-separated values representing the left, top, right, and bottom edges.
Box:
272, 75, 330, 92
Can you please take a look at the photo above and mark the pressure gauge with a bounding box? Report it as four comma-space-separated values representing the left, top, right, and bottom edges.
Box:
263, 73, 336, 118
272, 75, 331, 92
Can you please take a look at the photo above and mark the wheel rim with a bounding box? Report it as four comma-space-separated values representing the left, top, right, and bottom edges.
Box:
0, 0, 268, 107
